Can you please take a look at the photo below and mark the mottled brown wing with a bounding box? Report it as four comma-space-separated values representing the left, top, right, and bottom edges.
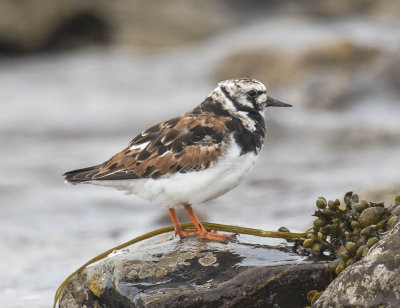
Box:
65, 113, 231, 182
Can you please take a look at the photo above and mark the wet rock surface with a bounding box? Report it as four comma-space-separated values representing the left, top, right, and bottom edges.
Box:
60, 233, 333, 308
314, 218, 400, 308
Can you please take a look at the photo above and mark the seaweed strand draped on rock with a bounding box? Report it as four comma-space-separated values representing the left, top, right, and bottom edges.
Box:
59, 233, 333, 308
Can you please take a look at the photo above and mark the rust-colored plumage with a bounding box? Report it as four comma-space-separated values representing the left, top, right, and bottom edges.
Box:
64, 112, 231, 183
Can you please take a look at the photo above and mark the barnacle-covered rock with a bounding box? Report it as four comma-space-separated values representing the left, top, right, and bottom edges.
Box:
314, 217, 400, 308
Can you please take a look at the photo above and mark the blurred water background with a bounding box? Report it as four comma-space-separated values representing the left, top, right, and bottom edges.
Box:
1, 1, 400, 307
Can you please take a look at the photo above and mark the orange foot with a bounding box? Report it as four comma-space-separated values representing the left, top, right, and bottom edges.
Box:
168, 205, 236, 242
177, 228, 235, 242
183, 204, 236, 242
175, 229, 197, 237
200, 231, 236, 242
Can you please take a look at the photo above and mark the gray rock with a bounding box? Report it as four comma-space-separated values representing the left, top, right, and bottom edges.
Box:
60, 233, 333, 308
314, 218, 400, 308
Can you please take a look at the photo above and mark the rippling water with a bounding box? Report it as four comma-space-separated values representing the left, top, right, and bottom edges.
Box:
1, 17, 400, 307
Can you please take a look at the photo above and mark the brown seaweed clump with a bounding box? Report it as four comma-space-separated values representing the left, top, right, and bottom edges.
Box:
299, 192, 400, 276
303, 192, 400, 306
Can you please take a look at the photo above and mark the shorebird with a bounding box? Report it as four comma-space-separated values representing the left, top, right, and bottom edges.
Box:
64, 78, 291, 241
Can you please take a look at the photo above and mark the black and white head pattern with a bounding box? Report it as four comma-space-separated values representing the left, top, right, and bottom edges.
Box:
198, 78, 267, 136
212, 78, 268, 114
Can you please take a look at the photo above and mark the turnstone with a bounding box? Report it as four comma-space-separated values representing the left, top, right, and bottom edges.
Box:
64, 78, 291, 241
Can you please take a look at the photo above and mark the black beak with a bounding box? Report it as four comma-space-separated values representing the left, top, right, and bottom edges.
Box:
266, 96, 292, 107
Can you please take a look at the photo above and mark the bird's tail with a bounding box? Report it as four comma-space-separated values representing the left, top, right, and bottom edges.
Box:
63, 164, 102, 184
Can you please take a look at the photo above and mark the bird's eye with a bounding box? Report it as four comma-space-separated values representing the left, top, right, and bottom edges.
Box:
247, 90, 257, 97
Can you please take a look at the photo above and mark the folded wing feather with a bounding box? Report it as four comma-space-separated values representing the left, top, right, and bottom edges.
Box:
64, 113, 231, 183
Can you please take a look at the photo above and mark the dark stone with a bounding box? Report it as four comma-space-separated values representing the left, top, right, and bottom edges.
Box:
0, 2, 233, 55
41, 12, 111, 52
314, 218, 400, 308
60, 233, 333, 308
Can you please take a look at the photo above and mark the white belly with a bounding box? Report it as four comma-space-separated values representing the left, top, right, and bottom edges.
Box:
90, 142, 258, 207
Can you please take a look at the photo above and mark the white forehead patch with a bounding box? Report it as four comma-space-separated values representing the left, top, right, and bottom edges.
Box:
219, 78, 266, 93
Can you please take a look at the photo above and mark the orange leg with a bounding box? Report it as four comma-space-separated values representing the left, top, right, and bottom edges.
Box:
183, 203, 235, 242
168, 208, 197, 237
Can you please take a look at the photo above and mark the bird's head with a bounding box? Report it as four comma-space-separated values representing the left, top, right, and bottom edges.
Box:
210, 78, 291, 113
